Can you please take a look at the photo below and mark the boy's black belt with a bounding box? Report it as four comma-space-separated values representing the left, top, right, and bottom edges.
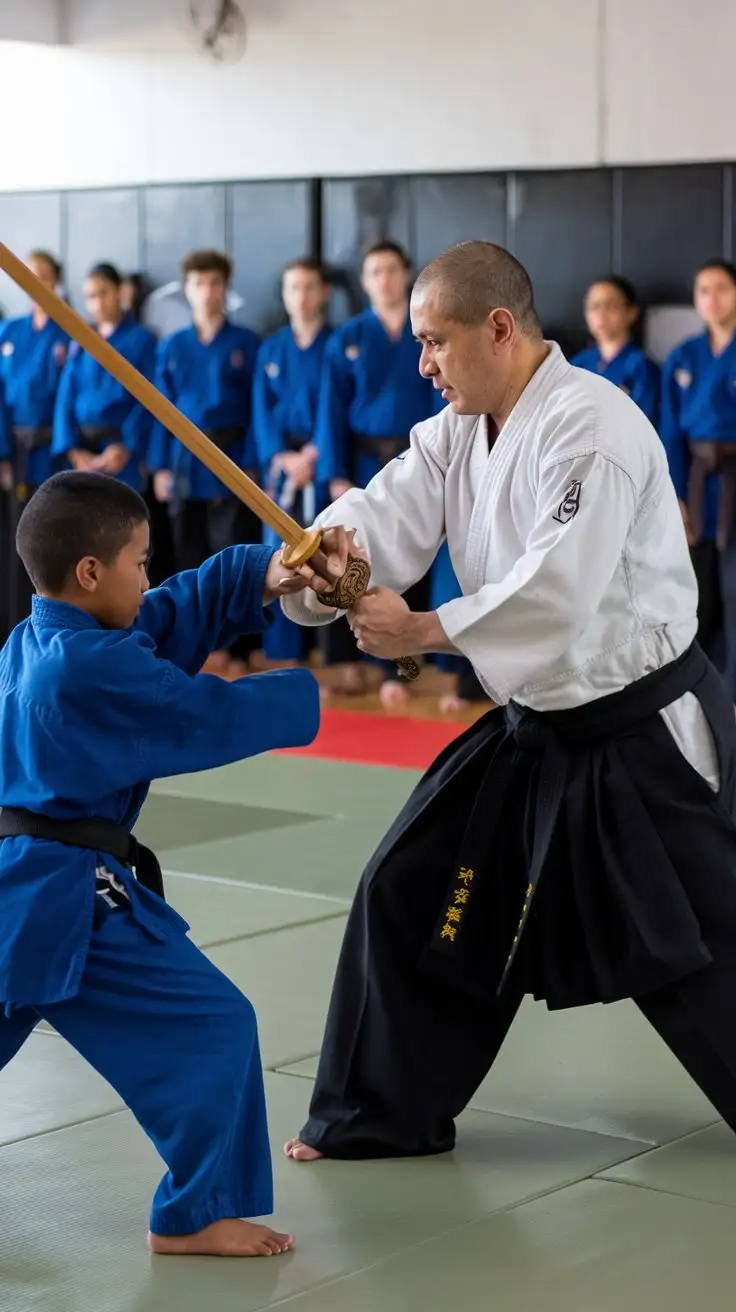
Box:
0, 808, 165, 900
205, 426, 243, 451
353, 434, 408, 466
78, 425, 121, 452
12, 425, 52, 452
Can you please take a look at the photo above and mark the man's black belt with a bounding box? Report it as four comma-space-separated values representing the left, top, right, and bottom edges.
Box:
12, 426, 52, 452
0, 808, 165, 901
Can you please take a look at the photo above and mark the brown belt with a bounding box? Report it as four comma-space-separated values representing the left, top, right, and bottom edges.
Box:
79, 425, 120, 453
354, 433, 408, 467
687, 440, 736, 549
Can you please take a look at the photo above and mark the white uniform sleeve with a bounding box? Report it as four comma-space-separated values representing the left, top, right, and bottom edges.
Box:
437, 452, 638, 704
281, 422, 447, 626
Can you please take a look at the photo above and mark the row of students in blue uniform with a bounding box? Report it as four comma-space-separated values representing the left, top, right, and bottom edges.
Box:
0, 242, 484, 709
3, 249, 736, 696
570, 262, 736, 695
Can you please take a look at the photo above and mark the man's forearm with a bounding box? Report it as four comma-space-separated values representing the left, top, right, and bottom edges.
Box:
404, 610, 459, 656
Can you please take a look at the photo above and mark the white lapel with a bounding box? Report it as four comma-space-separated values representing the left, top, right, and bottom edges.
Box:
464, 343, 570, 589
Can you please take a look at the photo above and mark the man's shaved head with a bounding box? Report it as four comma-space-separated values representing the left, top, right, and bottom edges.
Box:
413, 240, 542, 338
411, 241, 548, 418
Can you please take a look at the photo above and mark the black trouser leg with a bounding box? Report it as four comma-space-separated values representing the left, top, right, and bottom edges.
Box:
300, 721, 525, 1158
637, 953, 736, 1132
691, 540, 723, 668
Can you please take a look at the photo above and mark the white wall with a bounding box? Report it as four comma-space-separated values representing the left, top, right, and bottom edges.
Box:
0, 0, 733, 193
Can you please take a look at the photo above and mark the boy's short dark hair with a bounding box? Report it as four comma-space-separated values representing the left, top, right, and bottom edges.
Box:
180, 250, 233, 284
86, 262, 123, 287
17, 472, 149, 594
28, 249, 63, 284
361, 241, 412, 271
282, 256, 327, 281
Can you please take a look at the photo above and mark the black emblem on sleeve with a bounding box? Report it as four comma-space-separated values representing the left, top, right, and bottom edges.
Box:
553, 479, 581, 524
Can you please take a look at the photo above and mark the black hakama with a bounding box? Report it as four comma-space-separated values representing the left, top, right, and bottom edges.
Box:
300, 643, 736, 1158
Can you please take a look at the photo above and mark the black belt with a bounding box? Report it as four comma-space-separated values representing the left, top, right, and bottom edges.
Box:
353, 434, 408, 467
429, 642, 706, 996
285, 432, 312, 452
78, 425, 121, 453
687, 439, 736, 550
12, 426, 52, 452
0, 808, 165, 901
205, 427, 243, 452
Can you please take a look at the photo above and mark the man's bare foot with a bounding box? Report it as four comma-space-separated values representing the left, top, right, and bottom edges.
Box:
148, 1218, 295, 1257
380, 679, 410, 709
284, 1138, 324, 1162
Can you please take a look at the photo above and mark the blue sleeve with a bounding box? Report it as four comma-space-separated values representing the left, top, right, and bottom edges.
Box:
147, 340, 174, 471
0, 327, 10, 458
629, 357, 661, 427
315, 337, 354, 483
51, 351, 81, 455
134, 543, 276, 675
660, 355, 689, 500
62, 644, 320, 797
252, 343, 287, 480
120, 333, 155, 458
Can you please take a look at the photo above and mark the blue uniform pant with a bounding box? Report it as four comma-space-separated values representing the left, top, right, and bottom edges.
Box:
0, 897, 273, 1235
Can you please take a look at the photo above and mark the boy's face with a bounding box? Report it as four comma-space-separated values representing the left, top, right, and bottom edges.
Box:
76, 519, 151, 628
185, 269, 228, 319
361, 252, 409, 312
84, 275, 121, 327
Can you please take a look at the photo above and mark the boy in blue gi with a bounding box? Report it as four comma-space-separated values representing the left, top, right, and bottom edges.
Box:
52, 263, 156, 492
0, 250, 69, 632
253, 257, 332, 665
315, 240, 440, 703
148, 249, 262, 675
661, 260, 736, 686
0, 470, 335, 1258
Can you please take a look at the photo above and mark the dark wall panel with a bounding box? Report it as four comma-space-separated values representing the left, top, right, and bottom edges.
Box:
620, 165, 724, 304
0, 192, 63, 319
511, 170, 613, 355
65, 189, 142, 311
322, 176, 413, 321
230, 180, 314, 336
142, 184, 227, 289
411, 174, 507, 270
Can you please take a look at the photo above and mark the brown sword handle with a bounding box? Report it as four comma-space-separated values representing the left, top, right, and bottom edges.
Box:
296, 551, 420, 683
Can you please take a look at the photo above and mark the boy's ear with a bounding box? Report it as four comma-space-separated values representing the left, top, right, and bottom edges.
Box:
75, 555, 103, 593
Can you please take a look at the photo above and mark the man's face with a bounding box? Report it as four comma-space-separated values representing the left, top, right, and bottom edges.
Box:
282, 267, 327, 323
185, 269, 227, 319
411, 283, 513, 415
361, 252, 409, 313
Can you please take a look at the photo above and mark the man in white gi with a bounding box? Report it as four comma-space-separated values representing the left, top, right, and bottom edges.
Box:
280, 241, 736, 1163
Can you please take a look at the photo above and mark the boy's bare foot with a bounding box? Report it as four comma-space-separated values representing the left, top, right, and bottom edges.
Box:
148, 1218, 295, 1257
284, 1138, 324, 1162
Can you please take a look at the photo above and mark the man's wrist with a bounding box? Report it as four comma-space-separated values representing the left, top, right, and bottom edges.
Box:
404, 610, 457, 655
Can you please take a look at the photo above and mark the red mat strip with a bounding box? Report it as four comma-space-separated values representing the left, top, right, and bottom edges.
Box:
278, 708, 466, 769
